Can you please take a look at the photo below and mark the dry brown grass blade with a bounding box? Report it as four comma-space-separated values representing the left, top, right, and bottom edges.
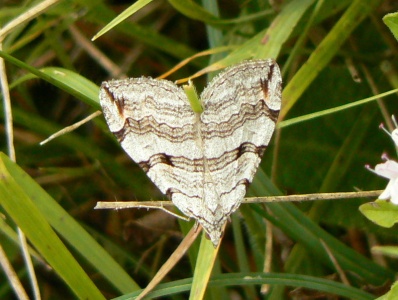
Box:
136, 225, 202, 300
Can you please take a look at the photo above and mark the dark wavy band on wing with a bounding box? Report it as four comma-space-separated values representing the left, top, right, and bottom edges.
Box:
113, 115, 196, 143
102, 80, 190, 115
202, 99, 278, 138
113, 100, 278, 144
138, 142, 266, 173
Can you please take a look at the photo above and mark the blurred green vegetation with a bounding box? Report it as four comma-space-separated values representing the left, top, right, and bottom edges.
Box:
0, 0, 398, 299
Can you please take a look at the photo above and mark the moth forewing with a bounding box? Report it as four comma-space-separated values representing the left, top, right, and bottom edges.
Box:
99, 59, 282, 246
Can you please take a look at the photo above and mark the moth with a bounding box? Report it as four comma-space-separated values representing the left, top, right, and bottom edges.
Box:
100, 59, 282, 246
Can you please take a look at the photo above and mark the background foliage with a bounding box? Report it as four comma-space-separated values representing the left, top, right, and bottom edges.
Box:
1, 0, 398, 299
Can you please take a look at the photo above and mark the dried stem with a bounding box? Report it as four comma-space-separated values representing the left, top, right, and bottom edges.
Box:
95, 190, 383, 210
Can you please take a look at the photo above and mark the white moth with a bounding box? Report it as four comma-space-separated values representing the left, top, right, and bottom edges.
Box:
100, 59, 282, 246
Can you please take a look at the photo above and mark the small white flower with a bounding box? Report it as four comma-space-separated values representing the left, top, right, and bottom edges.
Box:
366, 116, 398, 204
366, 154, 398, 204
392, 129, 398, 147
379, 115, 398, 147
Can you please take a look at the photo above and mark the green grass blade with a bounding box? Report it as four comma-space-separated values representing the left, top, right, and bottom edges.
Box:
191, 0, 315, 73
85, 2, 200, 65
168, 0, 220, 25
92, 0, 153, 40
281, 0, 383, 119
0, 153, 139, 294
0, 154, 105, 299
280, 89, 398, 128
0, 50, 100, 109
189, 233, 220, 300
114, 272, 374, 300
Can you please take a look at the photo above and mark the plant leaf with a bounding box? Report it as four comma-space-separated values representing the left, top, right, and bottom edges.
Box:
359, 200, 398, 228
